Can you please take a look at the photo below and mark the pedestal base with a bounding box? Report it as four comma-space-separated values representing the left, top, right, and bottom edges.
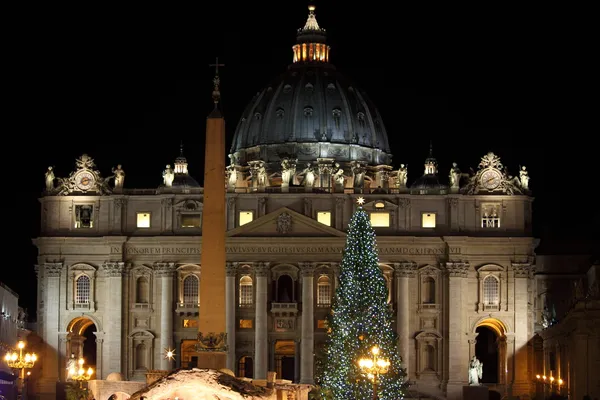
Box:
196, 352, 227, 370
463, 385, 489, 400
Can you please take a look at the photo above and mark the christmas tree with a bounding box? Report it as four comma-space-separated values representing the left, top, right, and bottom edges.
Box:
319, 198, 405, 400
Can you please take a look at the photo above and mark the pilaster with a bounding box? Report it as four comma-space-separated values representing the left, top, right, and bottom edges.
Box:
225, 262, 237, 371
156, 262, 175, 371
394, 262, 416, 376
254, 262, 269, 379
444, 261, 469, 400
512, 262, 534, 394
101, 261, 125, 375
299, 262, 315, 384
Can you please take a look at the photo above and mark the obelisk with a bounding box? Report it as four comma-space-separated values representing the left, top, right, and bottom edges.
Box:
196, 58, 227, 369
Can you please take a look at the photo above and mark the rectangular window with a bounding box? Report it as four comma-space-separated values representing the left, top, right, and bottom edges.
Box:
481, 204, 501, 228
181, 214, 201, 228
74, 205, 94, 228
370, 212, 390, 227
239, 319, 253, 329
136, 212, 151, 228
182, 319, 198, 328
422, 212, 436, 228
239, 211, 254, 226
317, 211, 331, 226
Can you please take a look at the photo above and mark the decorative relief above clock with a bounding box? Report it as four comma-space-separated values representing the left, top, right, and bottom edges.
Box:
462, 152, 529, 195
46, 154, 113, 196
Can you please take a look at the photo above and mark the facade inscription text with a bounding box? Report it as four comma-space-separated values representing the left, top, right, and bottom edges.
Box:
111, 246, 460, 255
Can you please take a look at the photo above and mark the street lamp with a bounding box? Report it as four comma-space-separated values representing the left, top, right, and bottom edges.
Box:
358, 345, 390, 400
69, 357, 94, 387
4, 340, 38, 397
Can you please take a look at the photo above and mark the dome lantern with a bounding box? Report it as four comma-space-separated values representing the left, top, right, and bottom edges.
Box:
293, 5, 330, 64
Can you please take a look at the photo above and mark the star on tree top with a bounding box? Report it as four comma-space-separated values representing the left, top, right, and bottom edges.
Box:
356, 197, 365, 205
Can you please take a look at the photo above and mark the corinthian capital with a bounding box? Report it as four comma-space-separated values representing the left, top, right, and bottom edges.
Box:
512, 263, 534, 278
445, 261, 469, 278
299, 262, 315, 277
154, 262, 176, 277
226, 262, 238, 277
44, 262, 64, 277
102, 262, 125, 277
254, 262, 270, 278
393, 262, 417, 278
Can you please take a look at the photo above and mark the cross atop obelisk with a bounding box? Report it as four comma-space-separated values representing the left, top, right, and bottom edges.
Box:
209, 57, 225, 105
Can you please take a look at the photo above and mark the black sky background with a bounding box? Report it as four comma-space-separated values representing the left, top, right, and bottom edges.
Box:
2, 2, 597, 317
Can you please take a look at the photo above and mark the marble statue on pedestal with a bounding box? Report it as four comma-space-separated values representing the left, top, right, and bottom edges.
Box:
301, 162, 315, 188
468, 356, 483, 385
519, 166, 529, 190
45, 166, 55, 191
112, 164, 125, 189
333, 163, 345, 188
449, 162, 461, 189
162, 164, 175, 187
257, 164, 268, 187
397, 164, 408, 187
281, 158, 297, 187
226, 164, 237, 190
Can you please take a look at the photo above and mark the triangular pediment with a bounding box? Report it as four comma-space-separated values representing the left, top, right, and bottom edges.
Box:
227, 207, 346, 238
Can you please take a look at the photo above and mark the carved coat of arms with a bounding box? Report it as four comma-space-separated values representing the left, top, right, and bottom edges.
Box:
277, 212, 292, 234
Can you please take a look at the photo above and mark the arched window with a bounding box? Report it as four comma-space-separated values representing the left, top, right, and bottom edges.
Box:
483, 275, 499, 305
317, 275, 331, 307
76, 275, 90, 304
136, 276, 149, 303
239, 276, 253, 307
422, 277, 436, 304
183, 275, 199, 305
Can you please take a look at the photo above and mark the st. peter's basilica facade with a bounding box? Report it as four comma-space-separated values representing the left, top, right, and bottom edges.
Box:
33, 6, 538, 400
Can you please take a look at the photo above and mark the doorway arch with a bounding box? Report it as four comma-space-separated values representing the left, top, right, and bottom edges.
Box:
473, 317, 508, 385
66, 316, 99, 380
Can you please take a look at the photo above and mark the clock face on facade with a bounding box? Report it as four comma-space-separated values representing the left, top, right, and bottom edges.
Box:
75, 170, 95, 191
480, 169, 502, 191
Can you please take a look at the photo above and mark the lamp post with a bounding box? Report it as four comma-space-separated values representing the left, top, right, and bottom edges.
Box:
4, 340, 38, 398
68, 357, 94, 388
358, 345, 390, 400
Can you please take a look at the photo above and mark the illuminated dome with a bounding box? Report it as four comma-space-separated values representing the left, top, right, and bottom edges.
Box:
230, 5, 392, 169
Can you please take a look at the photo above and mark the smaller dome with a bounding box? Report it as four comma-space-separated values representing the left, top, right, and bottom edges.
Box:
106, 372, 124, 381
410, 144, 448, 194
411, 174, 447, 192
172, 173, 200, 188
159, 143, 201, 190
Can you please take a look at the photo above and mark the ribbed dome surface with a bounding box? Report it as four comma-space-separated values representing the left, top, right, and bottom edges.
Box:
230, 64, 392, 167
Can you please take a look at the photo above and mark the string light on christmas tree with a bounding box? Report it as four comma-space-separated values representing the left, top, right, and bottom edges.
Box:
317, 203, 406, 399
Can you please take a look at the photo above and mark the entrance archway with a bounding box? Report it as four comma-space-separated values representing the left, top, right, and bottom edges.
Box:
474, 318, 507, 385
67, 317, 98, 380
475, 326, 498, 383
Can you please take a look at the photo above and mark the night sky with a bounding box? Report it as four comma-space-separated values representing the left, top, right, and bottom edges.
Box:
4, 3, 596, 317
